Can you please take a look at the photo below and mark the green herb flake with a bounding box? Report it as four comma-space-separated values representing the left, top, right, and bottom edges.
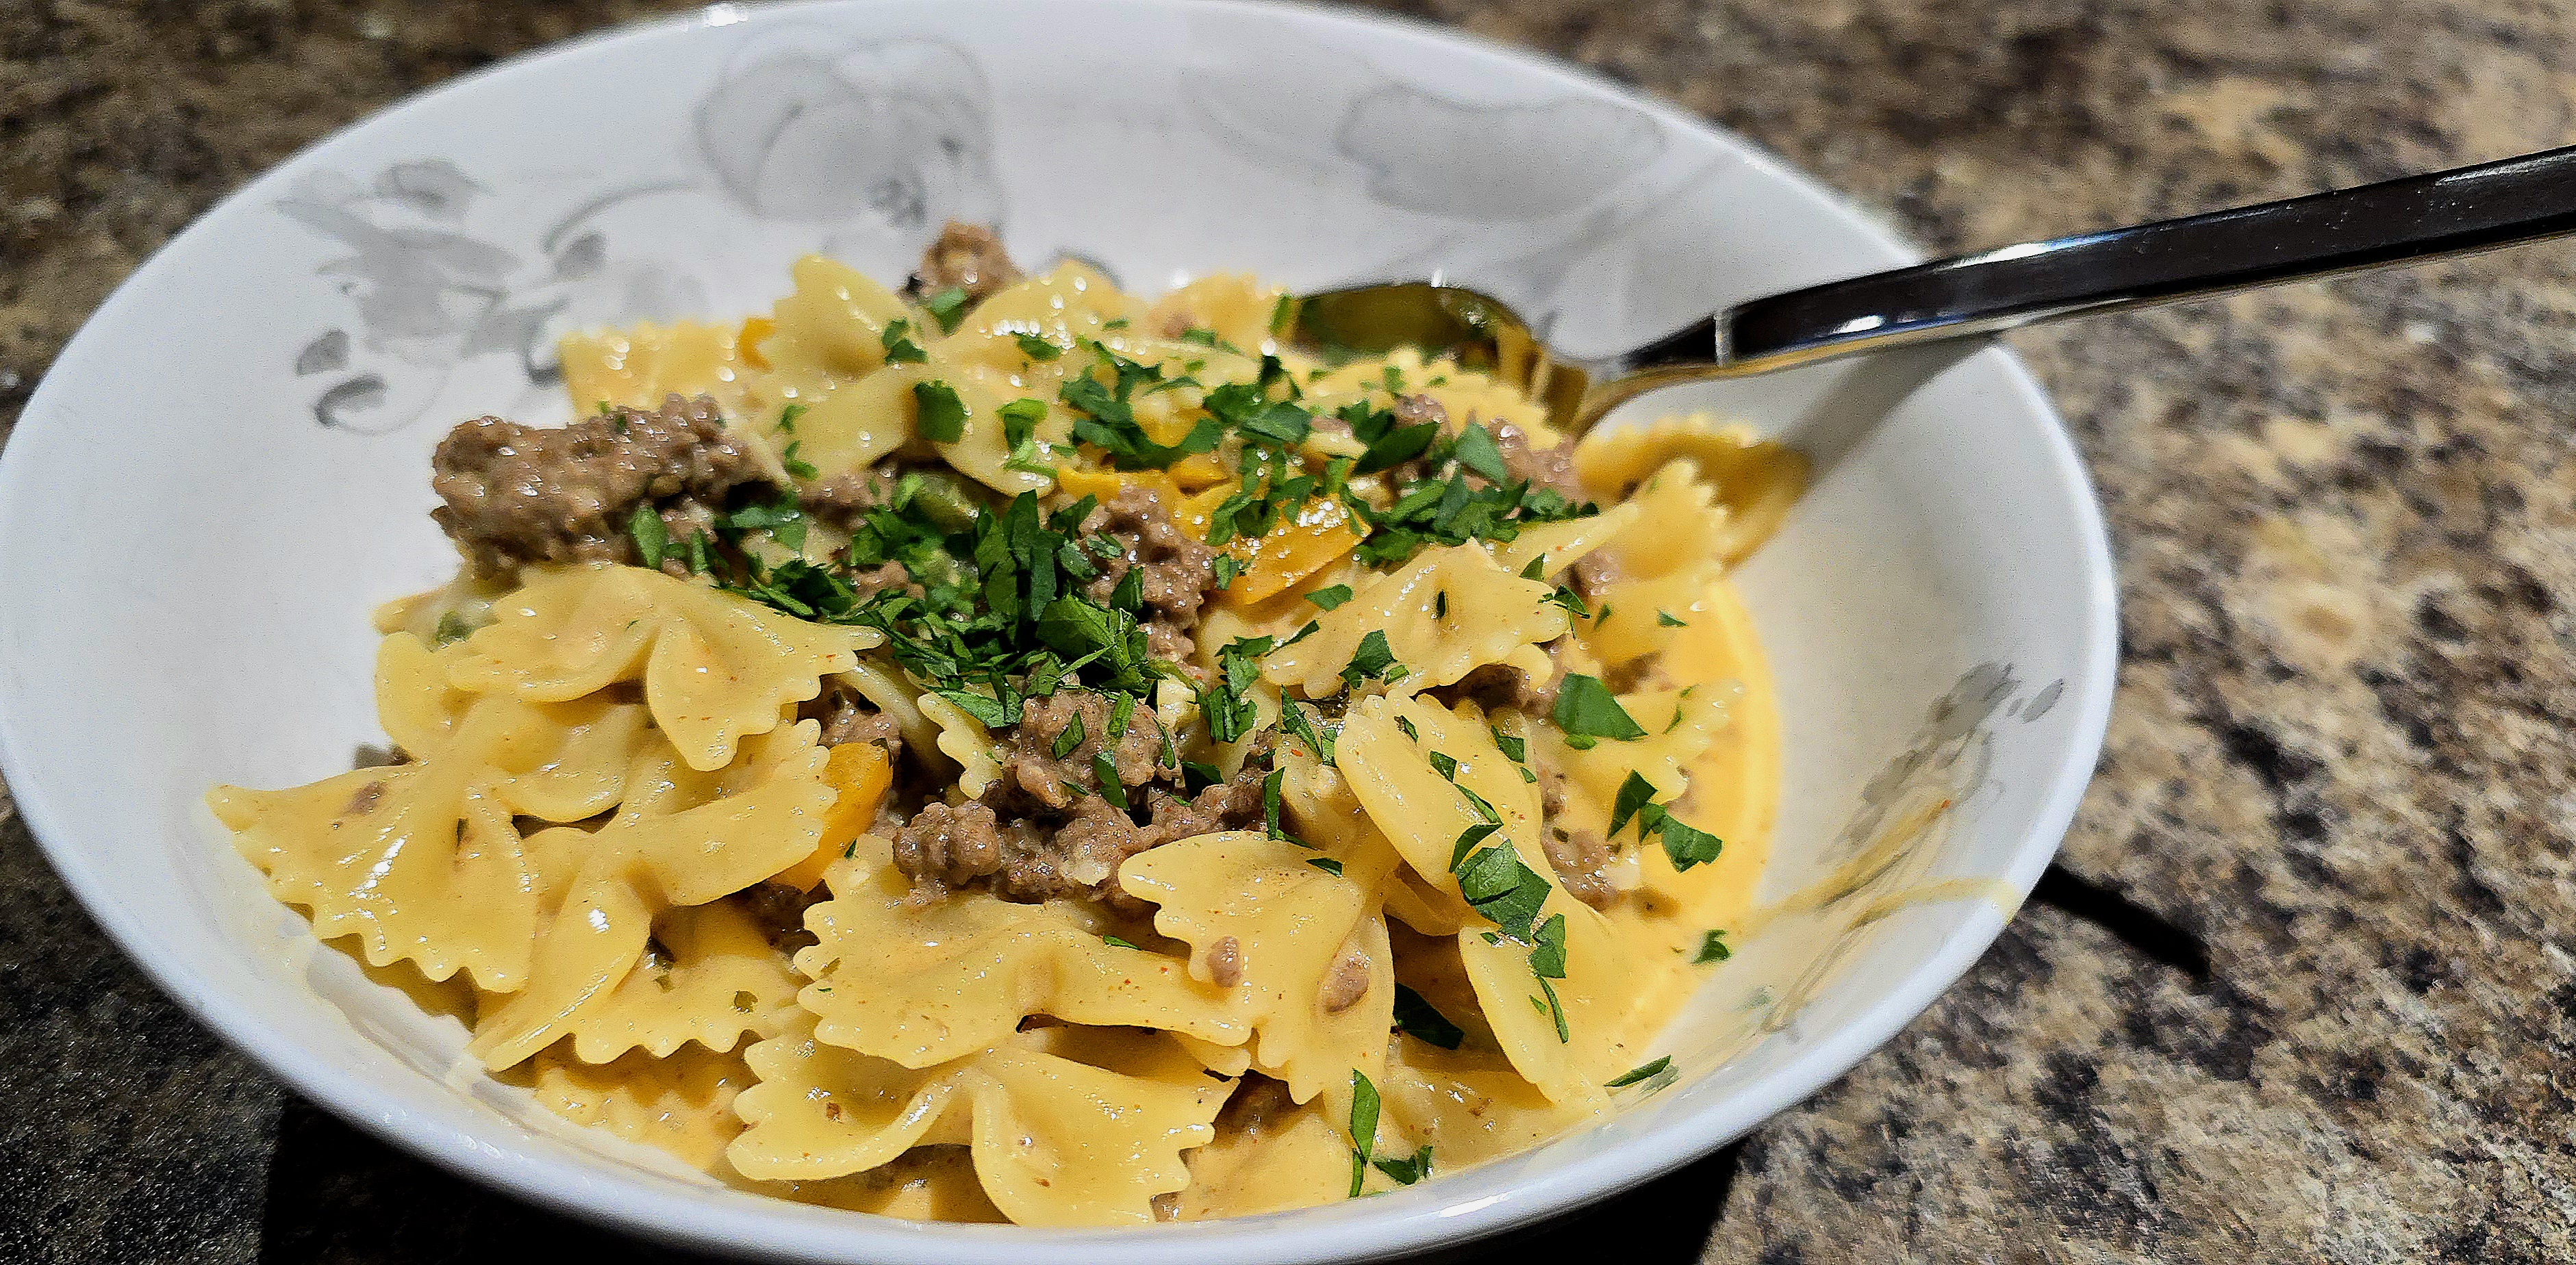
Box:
1491, 727, 1527, 763
1014, 332, 1063, 361
628, 504, 670, 570
1449, 423, 1509, 481
1606, 1056, 1674, 1088
1307, 856, 1346, 876
922, 285, 972, 333
1553, 674, 1647, 742
881, 318, 927, 363
1094, 749, 1129, 810
1529, 912, 1568, 980
1607, 771, 1660, 841
777, 402, 807, 433
1658, 610, 1689, 628
781, 440, 820, 481
1660, 817, 1723, 871
1339, 629, 1403, 691
913, 380, 969, 443
1537, 975, 1570, 1041
1305, 585, 1354, 611
1052, 711, 1087, 760
1269, 293, 1296, 335
1213, 554, 1241, 590
431, 612, 475, 647
1372, 1145, 1435, 1186
1694, 930, 1733, 964
1348, 1071, 1382, 1198
1279, 701, 1337, 763
1456, 845, 1549, 941
1102, 934, 1141, 951
1391, 984, 1465, 1050
999, 397, 1048, 450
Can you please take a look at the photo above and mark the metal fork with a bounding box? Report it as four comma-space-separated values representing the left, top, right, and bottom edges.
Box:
1287, 144, 2576, 433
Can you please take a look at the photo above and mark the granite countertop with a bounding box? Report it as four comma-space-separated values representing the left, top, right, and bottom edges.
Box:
5, 1, 2573, 1260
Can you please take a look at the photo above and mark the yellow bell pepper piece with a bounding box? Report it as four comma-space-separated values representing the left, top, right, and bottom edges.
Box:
1219, 495, 1365, 608
772, 741, 894, 892
737, 316, 776, 370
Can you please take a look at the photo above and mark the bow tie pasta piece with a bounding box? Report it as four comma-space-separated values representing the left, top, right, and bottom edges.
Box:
1118, 829, 1396, 1103
1522, 686, 1733, 851
1565, 459, 1734, 668
558, 320, 757, 421
209, 691, 642, 993
794, 844, 1248, 1068
1261, 542, 1567, 698
1335, 694, 1634, 1108
962, 1037, 1226, 1227
916, 689, 1005, 798
1479, 498, 1641, 583
757, 1147, 1009, 1223
450, 565, 863, 771
731, 1013, 1226, 1227
1574, 415, 1808, 567
507, 897, 804, 1066
933, 261, 1144, 380
729, 1010, 963, 1183
1174, 1095, 1361, 1220
375, 630, 475, 756
528, 1042, 756, 1173
468, 728, 836, 1069
1375, 1034, 1591, 1170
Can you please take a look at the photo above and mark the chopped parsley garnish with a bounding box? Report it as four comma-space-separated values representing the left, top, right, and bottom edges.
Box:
1448, 423, 1509, 481
881, 318, 927, 363
1391, 984, 1465, 1050
1553, 674, 1645, 746
1536, 978, 1569, 1042
1529, 912, 1568, 980
1606, 1056, 1673, 1088
781, 440, 819, 481
1602, 769, 1723, 871
1014, 332, 1063, 361
1426, 751, 1460, 780
913, 380, 968, 443
778, 402, 807, 433
1052, 711, 1087, 759
1448, 821, 1500, 871
1204, 635, 1273, 743
1278, 701, 1336, 761
1306, 585, 1354, 611
1658, 610, 1688, 628
1607, 771, 1659, 840
1455, 844, 1548, 943
1094, 750, 1129, 810
1695, 930, 1732, 964
628, 504, 670, 570
1660, 817, 1722, 870
1307, 856, 1345, 876
1347, 1071, 1381, 1198
921, 285, 971, 333
1269, 294, 1296, 335
1339, 630, 1405, 690
1101, 933, 1141, 951
1491, 727, 1527, 763
1373, 1145, 1434, 1186
431, 611, 475, 647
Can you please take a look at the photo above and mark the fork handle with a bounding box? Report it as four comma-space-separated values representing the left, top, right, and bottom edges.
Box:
1641, 144, 2576, 378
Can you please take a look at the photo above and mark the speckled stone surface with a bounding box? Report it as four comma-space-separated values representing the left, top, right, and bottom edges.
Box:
6, 1, 2575, 1261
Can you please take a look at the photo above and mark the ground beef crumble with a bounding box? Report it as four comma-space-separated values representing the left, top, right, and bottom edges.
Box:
1079, 483, 1224, 673
893, 735, 1267, 911
909, 220, 1023, 302
430, 394, 758, 577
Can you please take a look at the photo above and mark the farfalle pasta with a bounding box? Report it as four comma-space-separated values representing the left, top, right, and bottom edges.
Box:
210, 223, 1803, 1225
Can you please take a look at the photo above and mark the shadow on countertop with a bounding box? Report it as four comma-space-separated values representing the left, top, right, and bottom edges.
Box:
257, 1097, 1743, 1264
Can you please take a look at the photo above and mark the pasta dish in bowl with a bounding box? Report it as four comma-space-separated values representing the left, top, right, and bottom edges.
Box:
206, 225, 1805, 1226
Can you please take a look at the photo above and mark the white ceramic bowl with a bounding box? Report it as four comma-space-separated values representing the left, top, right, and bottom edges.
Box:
0, 1, 2116, 1260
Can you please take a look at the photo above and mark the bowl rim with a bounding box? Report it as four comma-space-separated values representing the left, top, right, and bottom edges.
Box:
0, 0, 2119, 1260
